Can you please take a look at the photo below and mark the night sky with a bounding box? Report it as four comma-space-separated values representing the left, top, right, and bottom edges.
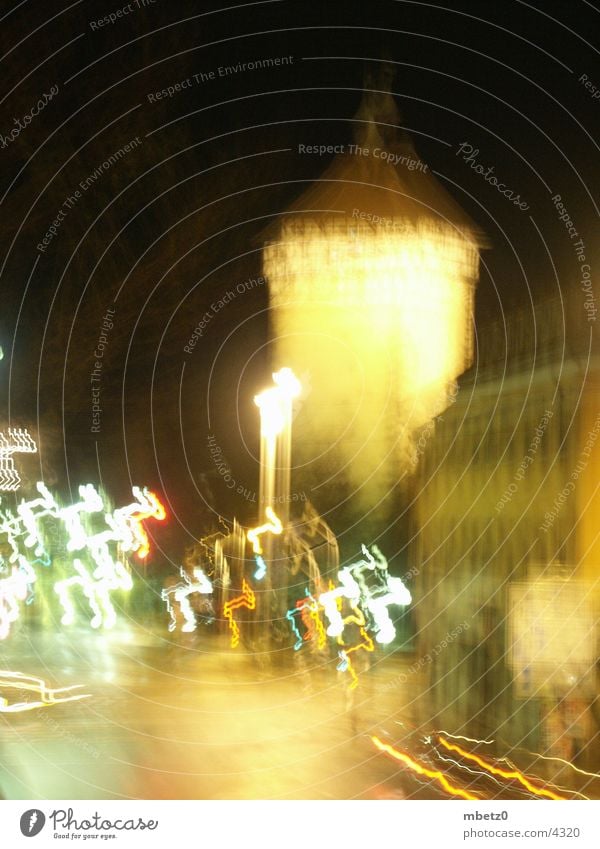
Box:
1, 0, 598, 560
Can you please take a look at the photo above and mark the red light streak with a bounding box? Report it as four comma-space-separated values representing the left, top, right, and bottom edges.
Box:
130, 490, 166, 559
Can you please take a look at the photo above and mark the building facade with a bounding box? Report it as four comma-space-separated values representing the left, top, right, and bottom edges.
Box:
410, 293, 599, 760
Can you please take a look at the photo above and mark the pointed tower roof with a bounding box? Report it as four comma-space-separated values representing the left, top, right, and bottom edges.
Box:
265, 63, 486, 246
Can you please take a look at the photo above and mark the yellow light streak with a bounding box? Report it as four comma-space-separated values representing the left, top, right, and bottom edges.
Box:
0, 671, 90, 713
339, 623, 374, 690
223, 579, 256, 648
304, 596, 327, 650
247, 507, 283, 555
371, 735, 479, 800
437, 736, 566, 800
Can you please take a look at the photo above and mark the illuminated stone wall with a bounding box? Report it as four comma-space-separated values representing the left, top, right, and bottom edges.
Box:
410, 295, 599, 750
263, 214, 480, 531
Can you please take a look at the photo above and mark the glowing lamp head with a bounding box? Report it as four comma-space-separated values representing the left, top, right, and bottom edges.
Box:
273, 367, 301, 399
254, 367, 301, 437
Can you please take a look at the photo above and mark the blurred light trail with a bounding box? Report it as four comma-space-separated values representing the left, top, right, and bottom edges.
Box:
303, 594, 327, 650
493, 757, 590, 800
366, 576, 412, 645
437, 736, 566, 800
253, 555, 267, 581
0, 428, 37, 492
247, 508, 282, 553
338, 619, 374, 690
17, 481, 57, 556
54, 484, 105, 551
1, 483, 165, 635
371, 735, 479, 800
54, 487, 166, 630
0, 556, 36, 639
349, 545, 411, 644
319, 570, 360, 638
328, 579, 342, 612
54, 557, 133, 629
223, 579, 255, 648
247, 507, 282, 581
0, 670, 90, 712
319, 546, 411, 645
523, 751, 600, 780
439, 730, 495, 745
286, 590, 326, 651
161, 567, 213, 632
435, 747, 525, 796
117, 488, 166, 559
286, 604, 304, 651
441, 730, 599, 785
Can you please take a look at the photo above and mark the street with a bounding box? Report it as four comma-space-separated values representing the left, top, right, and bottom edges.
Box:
1, 625, 598, 801
0, 625, 419, 800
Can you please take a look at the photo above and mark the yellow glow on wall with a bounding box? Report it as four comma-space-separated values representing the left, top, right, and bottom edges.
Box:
265, 220, 476, 407
264, 217, 479, 494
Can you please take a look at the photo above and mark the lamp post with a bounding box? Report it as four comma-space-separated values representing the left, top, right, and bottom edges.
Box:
252, 368, 301, 650
254, 367, 301, 528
